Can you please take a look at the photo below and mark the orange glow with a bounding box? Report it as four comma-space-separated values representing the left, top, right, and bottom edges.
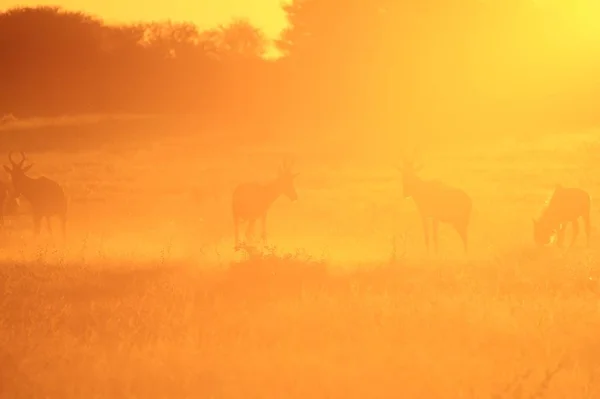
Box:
3, 1, 600, 397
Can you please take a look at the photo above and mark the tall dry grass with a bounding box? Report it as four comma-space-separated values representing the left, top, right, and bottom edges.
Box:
1, 117, 600, 398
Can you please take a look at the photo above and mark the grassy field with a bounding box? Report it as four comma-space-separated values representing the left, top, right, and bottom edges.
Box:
1, 116, 600, 398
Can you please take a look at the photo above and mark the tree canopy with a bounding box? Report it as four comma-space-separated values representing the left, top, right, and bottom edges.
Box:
1, 2, 599, 141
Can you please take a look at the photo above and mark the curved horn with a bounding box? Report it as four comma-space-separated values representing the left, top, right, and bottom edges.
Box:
8, 151, 23, 166
19, 151, 26, 166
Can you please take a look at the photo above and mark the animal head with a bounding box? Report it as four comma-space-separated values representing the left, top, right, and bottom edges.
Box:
275, 159, 299, 201
397, 149, 423, 199
532, 217, 555, 246
4, 151, 33, 195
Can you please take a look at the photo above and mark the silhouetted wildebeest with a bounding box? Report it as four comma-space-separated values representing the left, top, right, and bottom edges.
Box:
232, 159, 298, 250
3, 151, 67, 238
398, 152, 472, 254
533, 185, 591, 248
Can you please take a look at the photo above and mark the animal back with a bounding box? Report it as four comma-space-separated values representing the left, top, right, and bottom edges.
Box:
24, 177, 67, 216
540, 186, 590, 226
232, 182, 274, 220
414, 180, 471, 226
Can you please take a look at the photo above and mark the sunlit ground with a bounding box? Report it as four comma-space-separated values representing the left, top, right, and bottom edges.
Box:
1, 115, 600, 398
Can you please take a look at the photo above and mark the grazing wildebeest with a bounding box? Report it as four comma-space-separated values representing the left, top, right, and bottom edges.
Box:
3, 151, 67, 239
398, 151, 472, 254
232, 159, 298, 250
533, 185, 591, 248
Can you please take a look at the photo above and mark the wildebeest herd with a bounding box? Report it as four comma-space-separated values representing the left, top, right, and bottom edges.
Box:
0, 150, 591, 254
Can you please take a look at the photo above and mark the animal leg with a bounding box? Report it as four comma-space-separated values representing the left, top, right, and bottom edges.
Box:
32, 214, 41, 236
260, 214, 267, 244
0, 196, 5, 227
46, 216, 53, 236
556, 224, 566, 248
246, 219, 256, 243
457, 224, 468, 254
569, 219, 579, 248
583, 213, 591, 248
233, 215, 240, 249
421, 216, 430, 254
60, 214, 67, 242
432, 219, 439, 255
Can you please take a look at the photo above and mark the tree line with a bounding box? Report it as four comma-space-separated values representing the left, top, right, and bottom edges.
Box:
1, 2, 599, 140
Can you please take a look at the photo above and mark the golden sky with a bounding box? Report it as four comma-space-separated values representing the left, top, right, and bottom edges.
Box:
0, 0, 290, 38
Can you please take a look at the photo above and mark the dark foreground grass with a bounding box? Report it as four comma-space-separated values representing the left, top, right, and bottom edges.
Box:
1, 246, 600, 399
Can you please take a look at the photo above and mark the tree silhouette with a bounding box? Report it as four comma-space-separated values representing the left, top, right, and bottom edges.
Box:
0, 3, 599, 136
0, 6, 272, 126
208, 19, 269, 60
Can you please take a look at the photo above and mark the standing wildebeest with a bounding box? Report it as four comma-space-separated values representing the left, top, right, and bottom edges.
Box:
232, 159, 298, 249
3, 151, 67, 238
398, 153, 472, 254
533, 185, 591, 248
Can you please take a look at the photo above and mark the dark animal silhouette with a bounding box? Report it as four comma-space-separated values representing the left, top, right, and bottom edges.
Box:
533, 185, 591, 248
398, 152, 472, 254
3, 151, 67, 239
232, 159, 298, 249
0, 180, 18, 227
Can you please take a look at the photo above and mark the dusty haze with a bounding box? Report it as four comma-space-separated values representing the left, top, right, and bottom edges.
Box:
2, 2, 600, 398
